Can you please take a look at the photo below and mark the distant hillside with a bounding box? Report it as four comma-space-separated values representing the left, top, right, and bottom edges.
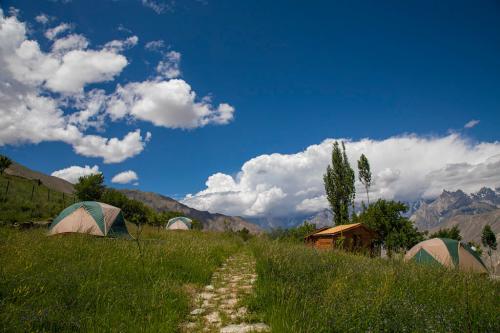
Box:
305, 209, 334, 228
2, 160, 261, 233
427, 210, 500, 244
250, 214, 313, 230
121, 189, 262, 234
5, 162, 75, 194
409, 188, 500, 271
0, 172, 76, 224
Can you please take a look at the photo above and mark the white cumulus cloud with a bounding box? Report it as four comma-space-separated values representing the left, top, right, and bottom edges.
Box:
45, 49, 128, 94
111, 170, 139, 184
51, 34, 89, 53
72, 129, 151, 164
35, 14, 50, 25
464, 119, 480, 129
145, 39, 165, 51
2, 14, 129, 95
156, 50, 181, 79
107, 79, 235, 128
51, 165, 100, 184
0, 9, 233, 163
141, 0, 172, 14
182, 134, 500, 218
0, 9, 148, 163
104, 35, 138, 52
45, 23, 72, 40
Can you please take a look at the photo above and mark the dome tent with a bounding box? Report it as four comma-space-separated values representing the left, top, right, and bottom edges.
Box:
49, 201, 130, 238
166, 216, 192, 230
405, 238, 488, 274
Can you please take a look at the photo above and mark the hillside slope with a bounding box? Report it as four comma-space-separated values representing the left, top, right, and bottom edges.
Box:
427, 210, 500, 244
5, 162, 75, 194
121, 189, 262, 233
410, 188, 500, 271
2, 160, 261, 232
0, 173, 76, 224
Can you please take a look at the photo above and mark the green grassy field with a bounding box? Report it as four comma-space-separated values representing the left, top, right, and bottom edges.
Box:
248, 240, 500, 333
0, 174, 76, 224
0, 227, 242, 332
2, 226, 499, 332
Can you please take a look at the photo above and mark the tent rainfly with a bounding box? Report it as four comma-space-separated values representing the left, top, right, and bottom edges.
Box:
48, 201, 130, 238
405, 238, 488, 274
166, 216, 192, 230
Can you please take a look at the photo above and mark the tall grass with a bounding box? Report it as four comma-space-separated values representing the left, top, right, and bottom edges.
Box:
0, 174, 76, 224
249, 240, 500, 332
0, 227, 241, 332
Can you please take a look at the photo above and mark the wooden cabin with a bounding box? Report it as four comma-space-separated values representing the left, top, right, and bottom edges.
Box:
304, 223, 378, 254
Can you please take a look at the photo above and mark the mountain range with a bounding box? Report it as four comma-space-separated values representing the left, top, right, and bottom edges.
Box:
5, 160, 499, 244
120, 189, 262, 233
410, 188, 500, 243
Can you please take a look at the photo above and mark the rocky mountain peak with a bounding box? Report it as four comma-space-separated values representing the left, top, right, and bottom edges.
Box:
410, 186, 499, 231
471, 187, 500, 206
433, 189, 472, 215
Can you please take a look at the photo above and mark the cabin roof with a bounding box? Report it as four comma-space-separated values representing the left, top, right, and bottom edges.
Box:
315, 223, 362, 235
307, 223, 368, 238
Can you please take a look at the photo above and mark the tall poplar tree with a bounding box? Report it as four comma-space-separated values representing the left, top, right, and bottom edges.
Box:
324, 141, 355, 225
357, 154, 372, 205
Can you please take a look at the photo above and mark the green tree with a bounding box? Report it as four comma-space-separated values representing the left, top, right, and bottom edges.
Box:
124, 199, 151, 228
160, 211, 184, 221
268, 222, 317, 242
237, 227, 251, 241
151, 212, 167, 231
429, 226, 462, 241
357, 199, 424, 257
481, 224, 497, 272
324, 141, 355, 225
101, 188, 128, 208
0, 155, 12, 175
357, 154, 372, 205
74, 173, 105, 201
101, 188, 152, 227
191, 218, 203, 230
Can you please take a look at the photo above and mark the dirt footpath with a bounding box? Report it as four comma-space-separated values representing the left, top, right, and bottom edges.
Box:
181, 252, 270, 333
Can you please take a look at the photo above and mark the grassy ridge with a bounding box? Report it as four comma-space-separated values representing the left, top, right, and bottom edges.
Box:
0, 227, 242, 332
0, 174, 76, 224
249, 240, 500, 332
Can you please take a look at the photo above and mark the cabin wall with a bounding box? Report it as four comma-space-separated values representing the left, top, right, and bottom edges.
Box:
308, 227, 377, 254
313, 237, 334, 250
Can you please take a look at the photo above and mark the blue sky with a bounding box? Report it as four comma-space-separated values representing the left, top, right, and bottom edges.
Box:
1, 0, 499, 217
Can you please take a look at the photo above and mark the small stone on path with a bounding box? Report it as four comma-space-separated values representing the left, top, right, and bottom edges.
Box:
190, 308, 205, 315
205, 311, 221, 324
220, 323, 270, 333
200, 292, 215, 300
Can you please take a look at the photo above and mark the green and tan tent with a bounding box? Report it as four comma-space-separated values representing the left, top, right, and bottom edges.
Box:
405, 238, 488, 273
49, 201, 130, 238
166, 216, 192, 230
